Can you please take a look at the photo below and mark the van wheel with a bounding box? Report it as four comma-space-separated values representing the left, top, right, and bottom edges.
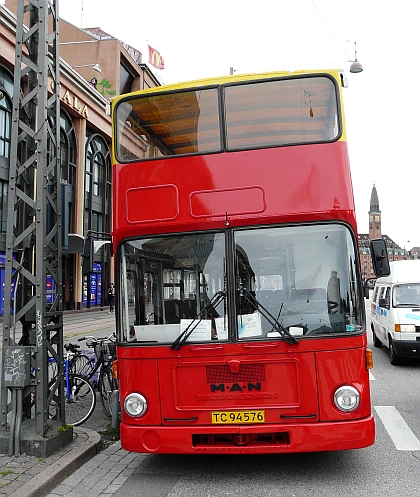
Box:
389, 338, 403, 365
373, 330, 382, 348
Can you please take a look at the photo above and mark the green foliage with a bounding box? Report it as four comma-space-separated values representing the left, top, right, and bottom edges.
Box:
97, 78, 117, 97
57, 424, 72, 433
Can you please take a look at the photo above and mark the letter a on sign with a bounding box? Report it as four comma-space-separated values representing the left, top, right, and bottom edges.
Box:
148, 45, 165, 70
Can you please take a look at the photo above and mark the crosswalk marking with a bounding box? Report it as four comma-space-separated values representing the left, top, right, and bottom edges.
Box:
374, 406, 420, 451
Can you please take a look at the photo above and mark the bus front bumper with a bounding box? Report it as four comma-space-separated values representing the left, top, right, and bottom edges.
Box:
120, 415, 375, 454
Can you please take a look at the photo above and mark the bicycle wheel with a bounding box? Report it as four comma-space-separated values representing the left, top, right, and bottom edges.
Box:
32, 359, 59, 409
64, 375, 96, 426
71, 354, 93, 377
99, 367, 114, 417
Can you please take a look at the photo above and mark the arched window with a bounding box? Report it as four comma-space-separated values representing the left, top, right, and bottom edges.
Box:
0, 89, 11, 159
0, 66, 13, 160
84, 133, 112, 308
85, 133, 111, 233
0, 65, 14, 234
59, 111, 77, 185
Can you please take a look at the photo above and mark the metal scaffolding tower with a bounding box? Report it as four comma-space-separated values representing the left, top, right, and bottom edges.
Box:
0, 0, 66, 455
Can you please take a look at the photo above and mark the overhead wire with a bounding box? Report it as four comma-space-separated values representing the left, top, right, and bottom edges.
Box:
311, 0, 352, 61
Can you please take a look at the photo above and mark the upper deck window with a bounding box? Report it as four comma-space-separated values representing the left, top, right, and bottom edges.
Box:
224, 76, 339, 150
115, 88, 221, 161
114, 74, 340, 163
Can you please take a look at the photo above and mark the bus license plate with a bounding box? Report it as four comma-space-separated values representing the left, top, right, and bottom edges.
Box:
211, 410, 265, 424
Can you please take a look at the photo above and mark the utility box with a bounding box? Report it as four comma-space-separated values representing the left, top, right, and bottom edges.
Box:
3, 347, 31, 388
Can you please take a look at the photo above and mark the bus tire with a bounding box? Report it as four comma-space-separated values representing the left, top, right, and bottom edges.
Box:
389, 338, 402, 365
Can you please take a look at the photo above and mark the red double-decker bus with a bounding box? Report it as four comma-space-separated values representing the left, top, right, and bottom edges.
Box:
111, 69, 375, 454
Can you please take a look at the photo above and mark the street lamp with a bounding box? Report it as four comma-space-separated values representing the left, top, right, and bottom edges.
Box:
72, 63, 102, 73
348, 41, 363, 73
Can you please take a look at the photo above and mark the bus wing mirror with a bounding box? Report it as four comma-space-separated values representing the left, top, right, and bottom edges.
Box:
370, 238, 390, 278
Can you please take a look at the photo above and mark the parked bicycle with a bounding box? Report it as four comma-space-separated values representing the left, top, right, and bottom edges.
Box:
46, 348, 96, 426
75, 334, 118, 418
63, 342, 93, 377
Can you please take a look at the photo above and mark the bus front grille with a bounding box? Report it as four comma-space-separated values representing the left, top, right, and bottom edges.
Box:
206, 363, 265, 383
192, 431, 289, 448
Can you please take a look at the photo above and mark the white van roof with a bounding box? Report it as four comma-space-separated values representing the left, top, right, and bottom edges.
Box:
376, 260, 420, 285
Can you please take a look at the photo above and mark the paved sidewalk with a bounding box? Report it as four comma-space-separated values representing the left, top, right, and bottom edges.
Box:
0, 434, 146, 497
46, 441, 147, 497
0, 427, 102, 497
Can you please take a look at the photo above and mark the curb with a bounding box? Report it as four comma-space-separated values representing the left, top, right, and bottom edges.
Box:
9, 428, 101, 497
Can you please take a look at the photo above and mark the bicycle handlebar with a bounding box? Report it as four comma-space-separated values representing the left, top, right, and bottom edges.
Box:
64, 343, 80, 352
78, 333, 116, 343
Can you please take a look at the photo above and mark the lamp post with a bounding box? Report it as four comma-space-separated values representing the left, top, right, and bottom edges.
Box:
348, 41, 363, 73
72, 63, 102, 73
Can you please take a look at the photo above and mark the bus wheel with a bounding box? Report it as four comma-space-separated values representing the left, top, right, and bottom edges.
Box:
389, 338, 403, 365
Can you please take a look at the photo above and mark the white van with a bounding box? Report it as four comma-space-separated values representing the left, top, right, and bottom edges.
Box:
371, 260, 420, 365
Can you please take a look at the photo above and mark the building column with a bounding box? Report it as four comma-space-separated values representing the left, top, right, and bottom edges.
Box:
73, 117, 87, 310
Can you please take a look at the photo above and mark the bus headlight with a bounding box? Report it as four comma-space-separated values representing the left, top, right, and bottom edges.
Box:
124, 393, 147, 417
333, 386, 360, 412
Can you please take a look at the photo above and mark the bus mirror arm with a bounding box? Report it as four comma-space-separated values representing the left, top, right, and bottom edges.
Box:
362, 277, 377, 299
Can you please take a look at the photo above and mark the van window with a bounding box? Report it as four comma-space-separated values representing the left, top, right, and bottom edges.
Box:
392, 284, 420, 307
379, 287, 387, 300
373, 286, 379, 303
377, 286, 390, 309
384, 287, 391, 308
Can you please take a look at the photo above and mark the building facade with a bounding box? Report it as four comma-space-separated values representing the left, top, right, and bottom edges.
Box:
0, 1, 159, 313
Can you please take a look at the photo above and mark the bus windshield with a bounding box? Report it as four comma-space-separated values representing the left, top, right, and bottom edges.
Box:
119, 223, 362, 344
115, 75, 339, 161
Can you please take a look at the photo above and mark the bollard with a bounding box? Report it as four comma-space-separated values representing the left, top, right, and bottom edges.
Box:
111, 389, 120, 430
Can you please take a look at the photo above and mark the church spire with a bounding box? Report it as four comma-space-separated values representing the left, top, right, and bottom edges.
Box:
368, 183, 381, 240
369, 182, 380, 213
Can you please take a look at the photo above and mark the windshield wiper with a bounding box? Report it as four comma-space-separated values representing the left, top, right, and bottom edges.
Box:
239, 286, 299, 345
170, 291, 226, 350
